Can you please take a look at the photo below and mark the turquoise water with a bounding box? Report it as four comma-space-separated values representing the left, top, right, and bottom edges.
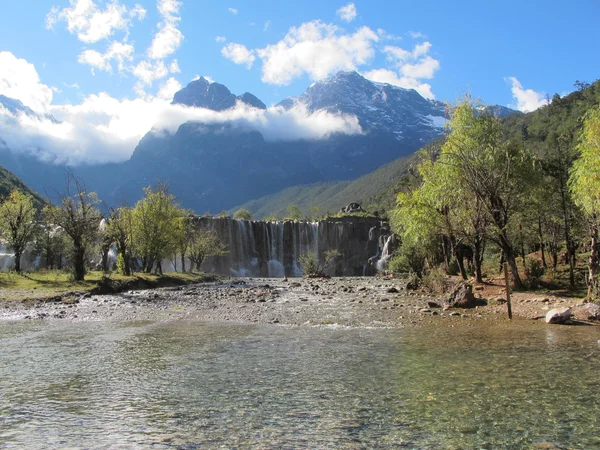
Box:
0, 321, 599, 448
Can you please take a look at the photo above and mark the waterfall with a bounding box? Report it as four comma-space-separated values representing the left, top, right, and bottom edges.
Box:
197, 216, 379, 278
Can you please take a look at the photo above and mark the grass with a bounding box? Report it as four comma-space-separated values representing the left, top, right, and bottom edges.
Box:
0, 270, 213, 302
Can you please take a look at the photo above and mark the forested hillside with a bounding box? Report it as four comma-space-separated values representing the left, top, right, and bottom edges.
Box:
231, 152, 419, 219
0, 165, 46, 210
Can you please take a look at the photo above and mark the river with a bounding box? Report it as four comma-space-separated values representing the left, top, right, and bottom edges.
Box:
1, 321, 599, 448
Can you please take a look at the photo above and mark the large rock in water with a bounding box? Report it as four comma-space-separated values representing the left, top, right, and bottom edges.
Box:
446, 282, 484, 309
545, 307, 572, 324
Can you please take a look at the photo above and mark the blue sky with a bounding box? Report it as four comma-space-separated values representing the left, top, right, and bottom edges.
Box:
0, 0, 599, 164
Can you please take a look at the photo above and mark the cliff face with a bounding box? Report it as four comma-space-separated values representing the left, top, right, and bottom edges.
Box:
195, 216, 382, 277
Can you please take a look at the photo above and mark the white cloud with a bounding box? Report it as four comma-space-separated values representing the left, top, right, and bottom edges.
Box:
408, 31, 425, 39
377, 28, 401, 41
506, 77, 548, 112
169, 59, 180, 73
363, 41, 440, 98
78, 40, 134, 72
203, 75, 215, 83
228, 7, 239, 15
156, 77, 182, 100
45, 0, 146, 43
221, 43, 256, 69
264, 20, 271, 31
0, 53, 363, 165
0, 52, 54, 112
148, 0, 184, 59
132, 60, 169, 85
215, 36, 227, 43
362, 68, 435, 99
337, 3, 357, 23
255, 20, 379, 85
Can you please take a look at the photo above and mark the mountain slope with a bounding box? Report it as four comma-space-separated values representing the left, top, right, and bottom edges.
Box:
0, 164, 47, 209
231, 151, 421, 218
0, 71, 518, 214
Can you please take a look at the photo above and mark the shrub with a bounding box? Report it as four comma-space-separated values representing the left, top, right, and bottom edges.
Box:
524, 257, 545, 289
421, 266, 450, 294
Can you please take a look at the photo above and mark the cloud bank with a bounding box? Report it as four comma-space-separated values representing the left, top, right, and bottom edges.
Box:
0, 52, 362, 166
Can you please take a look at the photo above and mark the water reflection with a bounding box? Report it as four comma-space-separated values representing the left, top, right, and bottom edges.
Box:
0, 321, 599, 448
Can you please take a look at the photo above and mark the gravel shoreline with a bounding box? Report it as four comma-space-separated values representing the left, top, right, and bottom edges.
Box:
3, 276, 580, 328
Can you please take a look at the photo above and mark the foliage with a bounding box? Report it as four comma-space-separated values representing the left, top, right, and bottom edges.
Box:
569, 106, 600, 297
524, 257, 546, 289
43, 174, 101, 281
298, 249, 341, 277
0, 166, 46, 211
105, 206, 135, 275
421, 266, 451, 294
130, 184, 186, 274
387, 241, 428, 277
116, 253, 126, 275
233, 208, 252, 220
0, 190, 38, 272
188, 227, 228, 271
287, 204, 302, 220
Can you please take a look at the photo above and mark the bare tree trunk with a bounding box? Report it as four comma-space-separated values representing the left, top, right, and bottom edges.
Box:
473, 235, 484, 283
587, 218, 599, 300
14, 247, 22, 273
559, 175, 575, 287
538, 217, 547, 268
74, 245, 86, 281
181, 252, 186, 273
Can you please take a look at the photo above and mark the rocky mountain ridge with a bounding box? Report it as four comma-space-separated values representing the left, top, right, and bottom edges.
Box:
0, 71, 518, 213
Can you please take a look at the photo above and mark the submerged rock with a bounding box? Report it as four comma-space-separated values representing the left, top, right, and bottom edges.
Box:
545, 307, 572, 324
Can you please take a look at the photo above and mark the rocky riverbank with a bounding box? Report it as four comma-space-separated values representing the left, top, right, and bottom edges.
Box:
2, 276, 598, 328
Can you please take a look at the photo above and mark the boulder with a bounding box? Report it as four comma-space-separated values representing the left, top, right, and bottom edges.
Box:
573, 303, 600, 322
545, 307, 572, 324
446, 282, 485, 309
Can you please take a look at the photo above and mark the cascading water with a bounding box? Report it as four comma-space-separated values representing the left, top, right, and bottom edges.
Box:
195, 216, 380, 278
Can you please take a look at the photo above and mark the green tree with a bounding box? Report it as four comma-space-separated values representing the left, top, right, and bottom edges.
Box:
287, 204, 302, 220
188, 228, 228, 271
233, 208, 252, 221
106, 206, 135, 276
569, 106, 600, 298
131, 184, 184, 274
0, 190, 38, 273
43, 174, 101, 281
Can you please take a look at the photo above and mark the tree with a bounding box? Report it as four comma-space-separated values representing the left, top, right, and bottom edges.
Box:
298, 249, 341, 277
188, 227, 228, 271
233, 208, 252, 221
0, 190, 38, 273
131, 184, 184, 274
173, 214, 193, 272
287, 204, 302, 220
43, 174, 101, 281
106, 206, 135, 276
569, 106, 600, 298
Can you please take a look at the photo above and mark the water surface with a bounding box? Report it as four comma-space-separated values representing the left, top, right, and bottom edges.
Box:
1, 321, 599, 448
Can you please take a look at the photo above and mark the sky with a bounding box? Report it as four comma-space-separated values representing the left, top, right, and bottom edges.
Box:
0, 0, 599, 165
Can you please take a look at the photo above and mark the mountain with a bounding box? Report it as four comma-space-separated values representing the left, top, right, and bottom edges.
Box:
118, 71, 457, 212
280, 70, 446, 136
172, 77, 267, 110
0, 94, 59, 123
0, 71, 519, 213
0, 164, 47, 210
